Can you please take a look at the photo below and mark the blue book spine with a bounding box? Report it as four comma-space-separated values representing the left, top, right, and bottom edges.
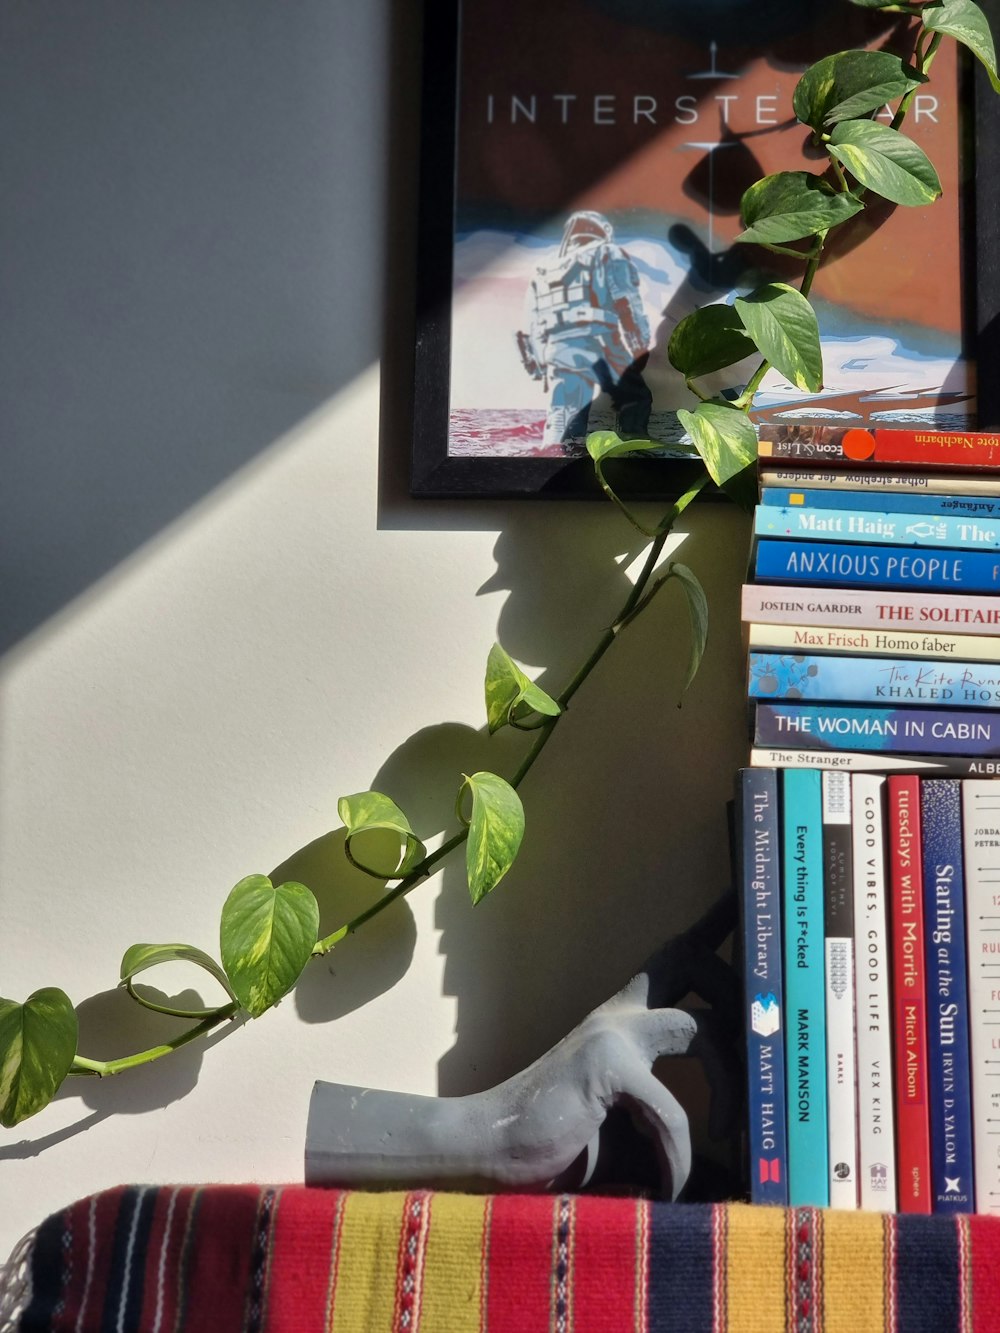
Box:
754, 540, 1000, 593
753, 704, 1000, 756
781, 769, 828, 1206
761, 487, 1000, 520
921, 778, 975, 1212
754, 505, 1000, 551
748, 652, 1000, 709
738, 768, 788, 1204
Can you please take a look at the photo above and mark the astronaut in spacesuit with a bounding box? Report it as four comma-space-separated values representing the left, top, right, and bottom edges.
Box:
517, 210, 651, 449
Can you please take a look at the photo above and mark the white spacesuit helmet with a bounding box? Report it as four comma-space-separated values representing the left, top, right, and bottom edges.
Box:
559, 210, 614, 256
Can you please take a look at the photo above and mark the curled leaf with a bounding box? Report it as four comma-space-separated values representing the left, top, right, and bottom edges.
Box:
458, 772, 525, 904
485, 643, 561, 734
338, 791, 426, 877
0, 988, 78, 1127
220, 875, 319, 1018
585, 431, 667, 463
120, 942, 235, 996
668, 563, 709, 693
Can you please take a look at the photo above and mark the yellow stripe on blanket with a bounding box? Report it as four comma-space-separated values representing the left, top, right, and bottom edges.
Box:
419, 1194, 488, 1332
725, 1203, 788, 1333
329, 1191, 408, 1333
821, 1210, 886, 1333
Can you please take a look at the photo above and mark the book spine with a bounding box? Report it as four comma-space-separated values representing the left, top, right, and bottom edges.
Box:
761, 487, 1000, 518
754, 505, 1000, 551
747, 623, 1000, 664
921, 779, 975, 1212
887, 775, 932, 1213
754, 540, 1000, 593
961, 781, 1000, 1215
759, 468, 1000, 496
750, 747, 1000, 777
741, 583, 1000, 633
737, 768, 788, 1205
823, 771, 858, 1208
782, 768, 829, 1207
747, 652, 1000, 709
758, 426, 1000, 469
851, 775, 897, 1211
753, 704, 1000, 756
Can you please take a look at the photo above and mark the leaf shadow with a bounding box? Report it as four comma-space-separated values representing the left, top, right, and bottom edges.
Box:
272, 830, 418, 1025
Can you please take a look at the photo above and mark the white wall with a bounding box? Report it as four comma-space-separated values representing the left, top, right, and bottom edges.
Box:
0, 0, 750, 1256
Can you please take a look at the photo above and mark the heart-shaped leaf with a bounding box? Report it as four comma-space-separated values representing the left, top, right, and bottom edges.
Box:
738, 171, 864, 245
794, 50, 923, 131
120, 942, 235, 997
667, 305, 757, 380
923, 0, 1000, 92
458, 772, 525, 905
677, 403, 758, 488
220, 875, 319, 1017
484, 643, 561, 735
668, 563, 709, 692
828, 121, 942, 206
0, 988, 78, 1127
733, 284, 823, 392
338, 791, 426, 877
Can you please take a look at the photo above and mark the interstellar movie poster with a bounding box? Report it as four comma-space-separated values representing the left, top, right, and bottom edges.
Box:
446, 0, 968, 460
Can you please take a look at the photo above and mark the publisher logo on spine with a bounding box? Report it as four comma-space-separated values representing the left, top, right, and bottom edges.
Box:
751, 992, 780, 1036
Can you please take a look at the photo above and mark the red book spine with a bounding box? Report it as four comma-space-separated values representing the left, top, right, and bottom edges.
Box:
758, 426, 1000, 470
887, 774, 933, 1213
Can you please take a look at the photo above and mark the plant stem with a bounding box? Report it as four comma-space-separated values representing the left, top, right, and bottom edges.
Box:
67, 1001, 241, 1077
315, 482, 709, 956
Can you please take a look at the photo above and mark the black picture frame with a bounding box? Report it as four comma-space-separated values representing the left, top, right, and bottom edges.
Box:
411, 0, 997, 500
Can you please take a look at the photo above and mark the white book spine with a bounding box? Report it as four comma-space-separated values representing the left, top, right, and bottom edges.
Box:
851, 775, 897, 1211
961, 781, 1000, 1215
823, 771, 859, 1208
747, 622, 1000, 664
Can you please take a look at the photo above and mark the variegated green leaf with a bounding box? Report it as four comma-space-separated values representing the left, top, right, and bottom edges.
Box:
737, 171, 864, 245
484, 643, 561, 735
828, 121, 941, 207
793, 49, 922, 131
0, 988, 78, 1127
667, 305, 757, 380
220, 875, 319, 1017
338, 791, 426, 877
734, 284, 823, 392
676, 403, 758, 489
923, 0, 1000, 92
459, 772, 525, 905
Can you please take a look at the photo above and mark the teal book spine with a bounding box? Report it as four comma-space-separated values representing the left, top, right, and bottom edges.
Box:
782, 768, 829, 1207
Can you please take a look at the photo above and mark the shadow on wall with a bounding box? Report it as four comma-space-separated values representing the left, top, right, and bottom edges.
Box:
0, 0, 390, 656
367, 500, 751, 1098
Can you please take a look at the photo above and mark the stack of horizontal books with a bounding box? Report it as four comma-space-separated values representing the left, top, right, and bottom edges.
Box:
736, 424, 1000, 1213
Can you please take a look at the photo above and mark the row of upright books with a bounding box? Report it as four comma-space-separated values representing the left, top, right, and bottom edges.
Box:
737, 424, 1000, 1213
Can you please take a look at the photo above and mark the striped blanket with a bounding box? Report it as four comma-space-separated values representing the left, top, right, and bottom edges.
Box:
10, 1186, 1000, 1332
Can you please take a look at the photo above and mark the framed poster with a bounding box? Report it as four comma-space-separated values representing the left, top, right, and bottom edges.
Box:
411, 0, 994, 499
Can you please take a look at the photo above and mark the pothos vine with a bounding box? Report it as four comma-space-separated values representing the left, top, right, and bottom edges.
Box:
1, 0, 997, 1129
